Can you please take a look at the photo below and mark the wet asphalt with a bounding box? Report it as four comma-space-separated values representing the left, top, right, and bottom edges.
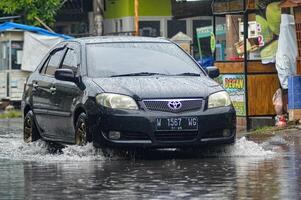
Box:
0, 118, 301, 200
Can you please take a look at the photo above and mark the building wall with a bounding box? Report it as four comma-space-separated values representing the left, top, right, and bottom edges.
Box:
0, 31, 24, 71
0, 31, 30, 101
104, 0, 172, 35
103, 0, 211, 41
104, 0, 171, 19
55, 0, 93, 37
104, 16, 134, 34
105, 0, 132, 19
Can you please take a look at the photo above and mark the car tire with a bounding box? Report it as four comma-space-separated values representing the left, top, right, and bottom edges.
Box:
23, 110, 41, 143
75, 113, 91, 146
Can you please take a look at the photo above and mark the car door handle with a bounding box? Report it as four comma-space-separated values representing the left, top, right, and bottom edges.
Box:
33, 83, 39, 89
50, 86, 56, 94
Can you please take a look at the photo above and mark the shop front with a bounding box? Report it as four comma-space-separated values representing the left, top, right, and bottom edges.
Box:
211, 0, 282, 130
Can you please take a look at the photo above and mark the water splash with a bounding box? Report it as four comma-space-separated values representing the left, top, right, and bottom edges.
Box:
0, 137, 105, 162
227, 137, 275, 157
0, 127, 276, 161
192, 137, 276, 158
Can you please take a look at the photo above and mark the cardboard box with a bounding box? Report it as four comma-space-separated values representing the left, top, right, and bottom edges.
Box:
289, 109, 301, 121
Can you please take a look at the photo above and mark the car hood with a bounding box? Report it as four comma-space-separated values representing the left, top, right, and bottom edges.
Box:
92, 76, 223, 99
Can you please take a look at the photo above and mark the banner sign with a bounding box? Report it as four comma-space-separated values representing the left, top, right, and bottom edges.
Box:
216, 74, 246, 116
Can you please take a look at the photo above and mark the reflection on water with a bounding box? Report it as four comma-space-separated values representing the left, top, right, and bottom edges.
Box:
0, 119, 301, 199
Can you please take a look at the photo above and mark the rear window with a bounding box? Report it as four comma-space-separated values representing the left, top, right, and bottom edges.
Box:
86, 42, 203, 78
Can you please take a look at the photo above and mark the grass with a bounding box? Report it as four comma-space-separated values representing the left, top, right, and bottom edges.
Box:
246, 126, 277, 139
252, 126, 278, 133
0, 110, 22, 119
244, 124, 298, 140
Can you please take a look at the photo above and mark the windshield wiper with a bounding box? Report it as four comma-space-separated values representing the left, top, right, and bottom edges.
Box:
110, 72, 167, 77
173, 72, 201, 76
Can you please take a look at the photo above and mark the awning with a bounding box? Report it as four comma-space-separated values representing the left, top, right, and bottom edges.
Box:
212, 0, 245, 14
171, 0, 213, 18
0, 22, 73, 40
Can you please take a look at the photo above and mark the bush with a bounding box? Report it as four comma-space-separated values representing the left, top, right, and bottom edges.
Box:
0, 110, 22, 119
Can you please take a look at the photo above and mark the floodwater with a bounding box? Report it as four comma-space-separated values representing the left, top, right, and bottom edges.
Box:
0, 118, 301, 200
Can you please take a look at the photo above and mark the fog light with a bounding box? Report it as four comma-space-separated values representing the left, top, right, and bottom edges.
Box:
222, 129, 231, 137
108, 131, 121, 140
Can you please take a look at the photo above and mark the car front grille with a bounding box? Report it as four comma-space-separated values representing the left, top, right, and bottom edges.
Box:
154, 131, 198, 141
142, 99, 203, 113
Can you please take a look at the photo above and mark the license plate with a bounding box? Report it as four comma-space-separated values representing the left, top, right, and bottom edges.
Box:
156, 117, 198, 131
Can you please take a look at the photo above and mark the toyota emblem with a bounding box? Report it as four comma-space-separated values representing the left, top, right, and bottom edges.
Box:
167, 100, 182, 110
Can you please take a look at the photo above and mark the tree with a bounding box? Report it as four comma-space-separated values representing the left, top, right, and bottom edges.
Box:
0, 0, 63, 26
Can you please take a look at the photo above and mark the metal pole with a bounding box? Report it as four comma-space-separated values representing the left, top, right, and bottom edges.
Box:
8, 32, 12, 98
134, 0, 139, 36
197, 36, 202, 60
34, 17, 55, 33
8, 33, 11, 71
93, 0, 104, 36
243, 9, 249, 130
213, 15, 216, 60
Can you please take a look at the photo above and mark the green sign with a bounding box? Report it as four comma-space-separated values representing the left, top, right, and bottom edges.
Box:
210, 32, 216, 54
196, 24, 226, 39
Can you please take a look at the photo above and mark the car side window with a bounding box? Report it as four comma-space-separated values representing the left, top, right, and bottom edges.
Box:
39, 56, 50, 74
44, 49, 65, 76
61, 48, 77, 73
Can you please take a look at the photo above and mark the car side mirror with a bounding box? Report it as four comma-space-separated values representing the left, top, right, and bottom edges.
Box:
55, 69, 77, 82
206, 66, 220, 79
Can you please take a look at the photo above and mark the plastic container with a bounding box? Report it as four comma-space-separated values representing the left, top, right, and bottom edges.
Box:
288, 75, 301, 109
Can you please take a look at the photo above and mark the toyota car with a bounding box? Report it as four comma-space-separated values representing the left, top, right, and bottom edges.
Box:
22, 36, 236, 149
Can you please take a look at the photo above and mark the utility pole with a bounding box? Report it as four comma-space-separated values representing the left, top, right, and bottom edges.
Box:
134, 0, 139, 36
93, 0, 104, 36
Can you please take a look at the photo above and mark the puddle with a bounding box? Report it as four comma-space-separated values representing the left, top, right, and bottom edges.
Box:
0, 119, 300, 200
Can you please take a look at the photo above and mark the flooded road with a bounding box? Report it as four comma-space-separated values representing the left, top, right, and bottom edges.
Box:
0, 119, 301, 199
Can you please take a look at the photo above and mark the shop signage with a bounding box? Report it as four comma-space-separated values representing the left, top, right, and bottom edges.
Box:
216, 74, 246, 116
196, 24, 225, 39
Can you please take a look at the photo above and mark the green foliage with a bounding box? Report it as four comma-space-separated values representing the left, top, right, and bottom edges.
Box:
0, 0, 63, 26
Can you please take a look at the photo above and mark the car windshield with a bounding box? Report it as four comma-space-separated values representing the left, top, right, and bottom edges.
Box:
86, 42, 204, 78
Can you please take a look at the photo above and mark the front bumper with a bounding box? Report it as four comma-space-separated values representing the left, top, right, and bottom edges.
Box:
91, 106, 236, 149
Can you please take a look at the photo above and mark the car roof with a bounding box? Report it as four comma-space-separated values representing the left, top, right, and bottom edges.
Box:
69, 36, 171, 45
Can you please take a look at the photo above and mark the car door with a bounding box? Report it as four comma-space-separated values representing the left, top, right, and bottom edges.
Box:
32, 46, 66, 139
51, 43, 82, 143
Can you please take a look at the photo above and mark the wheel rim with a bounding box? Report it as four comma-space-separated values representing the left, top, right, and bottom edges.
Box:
76, 120, 87, 145
24, 116, 32, 143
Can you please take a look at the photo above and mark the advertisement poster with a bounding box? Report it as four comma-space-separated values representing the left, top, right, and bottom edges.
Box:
216, 74, 246, 116
256, 1, 281, 64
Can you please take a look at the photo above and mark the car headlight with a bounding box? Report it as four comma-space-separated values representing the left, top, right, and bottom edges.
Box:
96, 93, 138, 110
208, 91, 232, 108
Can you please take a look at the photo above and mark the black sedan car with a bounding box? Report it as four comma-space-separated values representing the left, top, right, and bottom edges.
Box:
22, 36, 236, 149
